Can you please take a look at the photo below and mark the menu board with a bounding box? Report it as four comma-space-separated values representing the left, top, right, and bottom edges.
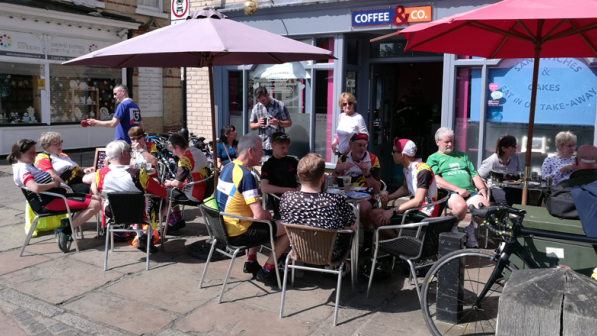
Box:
138, 67, 163, 118
94, 148, 107, 170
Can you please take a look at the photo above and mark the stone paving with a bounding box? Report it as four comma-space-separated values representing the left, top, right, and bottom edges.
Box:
0, 156, 442, 336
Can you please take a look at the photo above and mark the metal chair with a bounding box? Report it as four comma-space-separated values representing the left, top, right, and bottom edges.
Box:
366, 190, 451, 298
366, 215, 459, 300
279, 224, 354, 327
162, 175, 214, 247
198, 205, 281, 303
18, 187, 81, 257
104, 192, 151, 271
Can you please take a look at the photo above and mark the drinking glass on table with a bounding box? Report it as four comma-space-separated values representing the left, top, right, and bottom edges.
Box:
380, 190, 389, 208
342, 176, 352, 193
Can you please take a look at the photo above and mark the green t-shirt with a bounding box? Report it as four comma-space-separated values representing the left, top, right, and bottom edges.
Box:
426, 150, 478, 192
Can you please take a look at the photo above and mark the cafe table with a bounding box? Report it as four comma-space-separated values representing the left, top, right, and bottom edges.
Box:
326, 186, 377, 286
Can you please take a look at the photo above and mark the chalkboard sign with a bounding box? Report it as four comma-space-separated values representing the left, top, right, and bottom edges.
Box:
94, 148, 107, 170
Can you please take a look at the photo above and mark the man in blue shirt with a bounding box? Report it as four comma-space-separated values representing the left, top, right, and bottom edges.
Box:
86, 84, 143, 143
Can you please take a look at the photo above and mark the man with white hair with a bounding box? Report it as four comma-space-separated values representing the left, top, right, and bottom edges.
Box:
557, 145, 597, 188
93, 140, 168, 253
216, 133, 290, 283
426, 127, 489, 247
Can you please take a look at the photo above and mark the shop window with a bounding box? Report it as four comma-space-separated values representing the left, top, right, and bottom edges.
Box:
479, 58, 596, 173
454, 67, 482, 166
248, 63, 309, 157
136, 0, 167, 18
0, 62, 43, 125
346, 71, 357, 96
316, 37, 335, 64
347, 39, 359, 65
228, 71, 244, 135
314, 69, 333, 162
48, 65, 122, 123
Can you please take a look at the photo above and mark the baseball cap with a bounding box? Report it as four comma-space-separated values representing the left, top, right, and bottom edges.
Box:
394, 137, 417, 157
350, 133, 369, 142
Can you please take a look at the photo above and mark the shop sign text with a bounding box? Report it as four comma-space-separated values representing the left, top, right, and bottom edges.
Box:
351, 5, 432, 27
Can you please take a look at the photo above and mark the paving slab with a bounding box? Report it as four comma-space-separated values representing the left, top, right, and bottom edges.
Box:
176, 301, 313, 336
0, 250, 51, 276
64, 291, 175, 334
106, 261, 222, 314
69, 241, 176, 274
0, 258, 122, 304
0, 207, 25, 227
0, 304, 27, 336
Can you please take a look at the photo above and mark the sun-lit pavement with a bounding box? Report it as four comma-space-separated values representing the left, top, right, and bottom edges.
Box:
0, 156, 433, 336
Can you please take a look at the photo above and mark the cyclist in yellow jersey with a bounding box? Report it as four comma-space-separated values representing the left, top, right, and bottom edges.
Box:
164, 134, 210, 230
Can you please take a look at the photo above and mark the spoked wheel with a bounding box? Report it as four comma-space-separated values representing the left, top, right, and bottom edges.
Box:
421, 249, 517, 336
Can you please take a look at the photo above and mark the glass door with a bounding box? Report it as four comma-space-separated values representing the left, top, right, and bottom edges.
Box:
370, 64, 396, 184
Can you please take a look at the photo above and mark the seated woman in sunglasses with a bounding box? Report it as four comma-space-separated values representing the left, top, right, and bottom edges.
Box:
128, 127, 159, 178
10, 139, 101, 252
35, 132, 95, 194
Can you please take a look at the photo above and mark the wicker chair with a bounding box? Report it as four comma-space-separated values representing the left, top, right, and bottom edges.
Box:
279, 223, 355, 327
366, 215, 459, 300
198, 205, 281, 304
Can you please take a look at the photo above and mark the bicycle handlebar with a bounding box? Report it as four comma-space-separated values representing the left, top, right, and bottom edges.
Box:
468, 203, 526, 237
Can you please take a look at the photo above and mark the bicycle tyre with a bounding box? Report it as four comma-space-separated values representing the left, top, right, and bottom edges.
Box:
421, 249, 517, 336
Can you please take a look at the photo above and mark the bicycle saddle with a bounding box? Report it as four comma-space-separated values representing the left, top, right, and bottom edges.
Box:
469, 203, 526, 220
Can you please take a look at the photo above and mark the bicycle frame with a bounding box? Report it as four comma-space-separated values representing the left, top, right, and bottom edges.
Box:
472, 219, 597, 310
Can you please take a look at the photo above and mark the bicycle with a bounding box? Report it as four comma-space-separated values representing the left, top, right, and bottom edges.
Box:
420, 203, 597, 335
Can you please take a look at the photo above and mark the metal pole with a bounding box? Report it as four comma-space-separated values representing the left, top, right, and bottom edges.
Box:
208, 59, 219, 188
179, 67, 189, 140
522, 19, 544, 205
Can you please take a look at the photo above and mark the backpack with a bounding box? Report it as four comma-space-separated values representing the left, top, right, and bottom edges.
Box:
545, 184, 579, 220
571, 181, 597, 238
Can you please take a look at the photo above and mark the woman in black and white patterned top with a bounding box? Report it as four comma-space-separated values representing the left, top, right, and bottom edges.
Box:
280, 153, 356, 261
541, 131, 577, 186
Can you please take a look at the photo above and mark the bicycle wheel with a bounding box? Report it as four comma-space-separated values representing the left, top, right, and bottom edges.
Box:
421, 249, 517, 336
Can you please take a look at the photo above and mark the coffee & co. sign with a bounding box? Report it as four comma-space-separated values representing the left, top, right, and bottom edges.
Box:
351, 5, 432, 27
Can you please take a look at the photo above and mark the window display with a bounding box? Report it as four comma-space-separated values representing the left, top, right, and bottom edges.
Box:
49, 65, 121, 123
0, 62, 42, 124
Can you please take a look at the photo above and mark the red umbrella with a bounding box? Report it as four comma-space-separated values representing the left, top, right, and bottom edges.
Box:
392, 0, 597, 204
65, 9, 334, 184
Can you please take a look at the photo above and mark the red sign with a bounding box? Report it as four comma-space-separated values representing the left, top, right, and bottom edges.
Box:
171, 0, 189, 19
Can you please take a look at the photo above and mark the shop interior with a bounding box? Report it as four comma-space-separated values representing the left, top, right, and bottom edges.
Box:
371, 61, 443, 185
0, 63, 43, 124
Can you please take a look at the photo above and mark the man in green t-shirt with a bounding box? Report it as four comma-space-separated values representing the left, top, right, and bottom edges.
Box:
426, 127, 489, 247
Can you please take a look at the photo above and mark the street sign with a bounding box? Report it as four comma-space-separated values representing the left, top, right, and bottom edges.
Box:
171, 0, 189, 25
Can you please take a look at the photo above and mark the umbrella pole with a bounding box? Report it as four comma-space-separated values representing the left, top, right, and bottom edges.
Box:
522, 45, 542, 205
207, 59, 219, 189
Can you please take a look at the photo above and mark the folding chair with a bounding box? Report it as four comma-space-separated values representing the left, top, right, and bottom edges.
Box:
104, 192, 152, 271
19, 187, 81, 257
366, 215, 459, 300
198, 205, 281, 303
162, 175, 214, 249
279, 224, 354, 327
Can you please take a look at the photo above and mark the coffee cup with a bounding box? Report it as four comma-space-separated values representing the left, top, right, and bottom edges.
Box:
262, 117, 269, 127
